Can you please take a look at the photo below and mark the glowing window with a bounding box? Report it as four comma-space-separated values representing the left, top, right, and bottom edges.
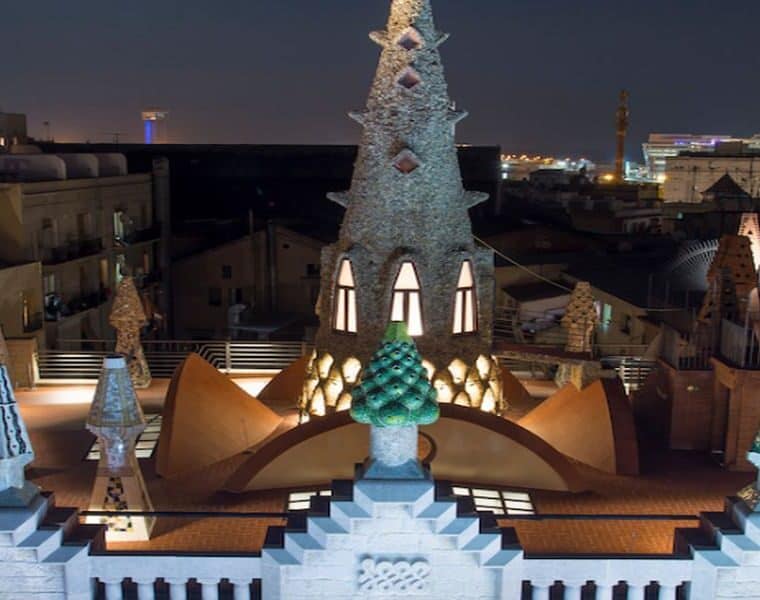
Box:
453, 261, 477, 334
451, 486, 535, 516
333, 259, 358, 333
287, 489, 332, 511
390, 262, 423, 336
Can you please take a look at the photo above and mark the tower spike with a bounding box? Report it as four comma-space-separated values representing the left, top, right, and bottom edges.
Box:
348, 111, 367, 126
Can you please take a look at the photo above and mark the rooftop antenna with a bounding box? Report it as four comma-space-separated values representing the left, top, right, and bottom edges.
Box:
101, 132, 125, 144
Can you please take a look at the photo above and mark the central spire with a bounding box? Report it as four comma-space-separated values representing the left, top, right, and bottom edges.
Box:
330, 0, 485, 252
302, 0, 502, 418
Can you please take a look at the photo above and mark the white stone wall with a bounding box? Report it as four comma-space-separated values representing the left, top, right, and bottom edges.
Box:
262, 479, 514, 600
3, 480, 760, 599
0, 495, 90, 600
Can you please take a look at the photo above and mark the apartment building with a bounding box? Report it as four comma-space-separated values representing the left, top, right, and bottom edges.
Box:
0, 152, 169, 350
172, 224, 322, 339
663, 144, 760, 203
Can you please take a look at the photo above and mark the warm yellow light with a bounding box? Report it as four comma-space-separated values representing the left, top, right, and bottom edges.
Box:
602, 174, 615, 182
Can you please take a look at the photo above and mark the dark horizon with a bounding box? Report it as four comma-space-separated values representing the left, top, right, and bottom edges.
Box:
3, 0, 760, 163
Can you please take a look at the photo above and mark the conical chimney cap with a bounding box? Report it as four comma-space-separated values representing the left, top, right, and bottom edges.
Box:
87, 354, 146, 430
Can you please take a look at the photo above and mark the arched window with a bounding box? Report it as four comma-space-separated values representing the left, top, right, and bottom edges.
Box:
333, 259, 357, 333
453, 261, 477, 334
390, 262, 423, 336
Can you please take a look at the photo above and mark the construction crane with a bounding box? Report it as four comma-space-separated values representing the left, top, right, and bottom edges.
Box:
615, 90, 629, 182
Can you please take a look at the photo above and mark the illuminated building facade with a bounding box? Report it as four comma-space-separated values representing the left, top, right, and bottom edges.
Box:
0, 153, 168, 366
501, 154, 595, 181
642, 133, 734, 182
302, 0, 503, 417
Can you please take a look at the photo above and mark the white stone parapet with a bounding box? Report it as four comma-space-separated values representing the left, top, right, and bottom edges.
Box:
3, 476, 760, 598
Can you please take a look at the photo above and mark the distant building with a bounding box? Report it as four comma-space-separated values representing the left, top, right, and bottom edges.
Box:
40, 143, 502, 226
643, 133, 735, 181
172, 225, 323, 339
661, 174, 760, 240
567, 193, 664, 235
141, 110, 169, 144
501, 154, 595, 182
529, 168, 570, 188
0, 152, 169, 349
0, 112, 28, 148
663, 144, 760, 203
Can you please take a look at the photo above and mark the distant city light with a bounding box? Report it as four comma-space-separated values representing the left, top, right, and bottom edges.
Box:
500, 153, 596, 181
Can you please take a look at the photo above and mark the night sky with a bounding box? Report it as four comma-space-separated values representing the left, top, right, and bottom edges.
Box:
3, 0, 760, 162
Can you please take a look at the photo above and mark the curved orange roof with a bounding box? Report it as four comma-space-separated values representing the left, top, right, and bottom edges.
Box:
155, 353, 283, 478
223, 404, 585, 493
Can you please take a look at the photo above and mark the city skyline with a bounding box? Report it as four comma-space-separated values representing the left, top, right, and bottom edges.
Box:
3, 0, 760, 160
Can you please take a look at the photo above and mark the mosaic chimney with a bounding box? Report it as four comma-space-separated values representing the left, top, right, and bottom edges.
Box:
86, 355, 155, 541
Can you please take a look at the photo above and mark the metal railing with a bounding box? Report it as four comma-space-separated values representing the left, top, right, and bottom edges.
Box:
719, 317, 760, 370
119, 222, 162, 245
601, 356, 658, 393
660, 324, 713, 371
42, 238, 104, 265
38, 339, 312, 380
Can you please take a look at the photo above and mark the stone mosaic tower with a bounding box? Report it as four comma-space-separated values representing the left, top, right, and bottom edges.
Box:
86, 355, 154, 541
109, 276, 151, 389
739, 212, 760, 271
698, 235, 758, 324
302, 0, 502, 417
561, 282, 597, 354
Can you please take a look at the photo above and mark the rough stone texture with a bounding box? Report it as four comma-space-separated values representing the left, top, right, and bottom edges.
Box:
699, 235, 758, 323
109, 276, 151, 389
303, 0, 496, 415
365, 425, 426, 479
0, 364, 35, 504
739, 212, 760, 270
554, 361, 603, 391
86, 356, 154, 541
561, 281, 597, 354
738, 451, 760, 511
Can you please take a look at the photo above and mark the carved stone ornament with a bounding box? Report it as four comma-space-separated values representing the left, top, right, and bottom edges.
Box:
357, 557, 431, 594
